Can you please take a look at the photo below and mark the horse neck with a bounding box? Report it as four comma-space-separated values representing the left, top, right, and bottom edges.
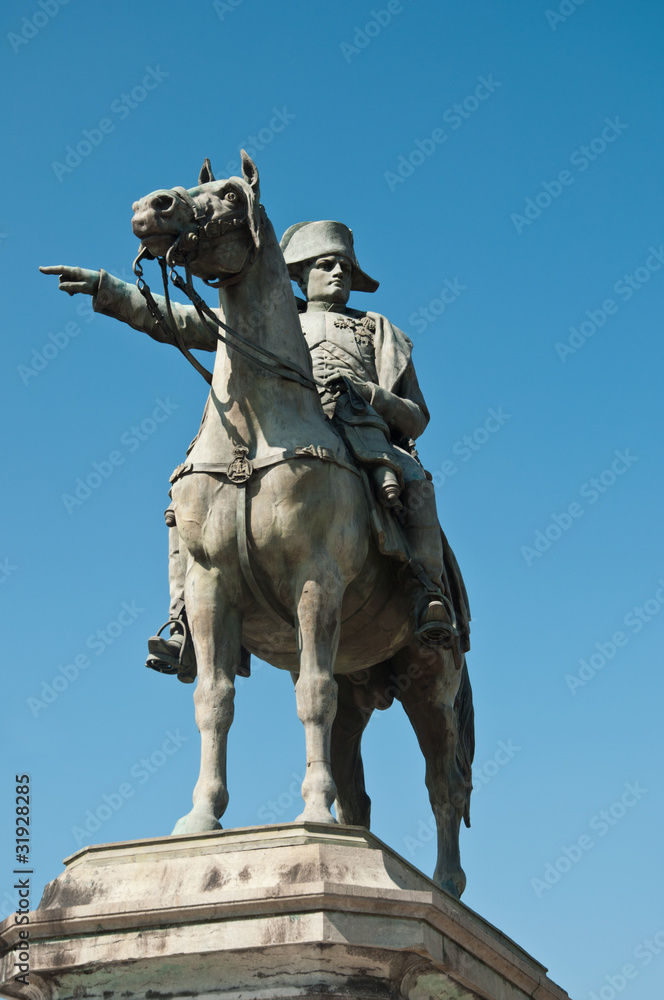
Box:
192, 217, 324, 462
217, 216, 312, 375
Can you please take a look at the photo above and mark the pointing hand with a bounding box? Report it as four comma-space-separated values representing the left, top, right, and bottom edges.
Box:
39, 265, 100, 296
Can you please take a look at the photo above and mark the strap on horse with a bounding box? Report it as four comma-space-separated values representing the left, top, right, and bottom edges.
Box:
170, 445, 360, 633
235, 479, 294, 629
133, 250, 214, 385
132, 246, 320, 393
167, 260, 320, 391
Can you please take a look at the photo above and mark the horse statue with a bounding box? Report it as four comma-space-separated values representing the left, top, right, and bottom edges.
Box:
42, 153, 474, 898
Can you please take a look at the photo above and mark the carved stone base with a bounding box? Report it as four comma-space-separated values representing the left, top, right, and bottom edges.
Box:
0, 823, 570, 1000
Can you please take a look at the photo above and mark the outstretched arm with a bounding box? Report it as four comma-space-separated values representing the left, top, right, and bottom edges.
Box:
39, 265, 217, 353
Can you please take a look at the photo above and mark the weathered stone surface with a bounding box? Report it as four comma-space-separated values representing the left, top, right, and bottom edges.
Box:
0, 824, 570, 1000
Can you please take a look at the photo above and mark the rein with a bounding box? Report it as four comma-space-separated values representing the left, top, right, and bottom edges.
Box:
132, 238, 320, 393
174, 220, 257, 290
133, 249, 214, 385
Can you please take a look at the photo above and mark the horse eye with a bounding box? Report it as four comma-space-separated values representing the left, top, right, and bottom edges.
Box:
225, 191, 237, 202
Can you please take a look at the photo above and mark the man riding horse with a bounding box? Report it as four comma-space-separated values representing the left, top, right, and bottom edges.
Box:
42, 221, 467, 674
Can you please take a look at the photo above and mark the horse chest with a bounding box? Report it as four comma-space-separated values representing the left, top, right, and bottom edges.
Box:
171, 476, 238, 558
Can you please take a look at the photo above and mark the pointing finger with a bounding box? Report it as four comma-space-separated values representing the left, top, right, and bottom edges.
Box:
40, 265, 81, 281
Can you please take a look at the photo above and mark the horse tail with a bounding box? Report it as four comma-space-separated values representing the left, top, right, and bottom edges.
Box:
454, 658, 475, 828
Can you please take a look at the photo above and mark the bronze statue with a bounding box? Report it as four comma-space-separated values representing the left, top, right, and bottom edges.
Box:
148, 218, 460, 678
41, 153, 474, 897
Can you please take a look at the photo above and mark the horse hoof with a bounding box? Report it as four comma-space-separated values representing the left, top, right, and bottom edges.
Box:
171, 810, 222, 836
433, 870, 466, 899
294, 809, 338, 826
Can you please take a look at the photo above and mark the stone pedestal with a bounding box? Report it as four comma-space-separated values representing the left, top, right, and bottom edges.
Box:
0, 823, 569, 1000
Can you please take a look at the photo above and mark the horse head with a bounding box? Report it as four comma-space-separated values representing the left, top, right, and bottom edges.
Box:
131, 151, 262, 283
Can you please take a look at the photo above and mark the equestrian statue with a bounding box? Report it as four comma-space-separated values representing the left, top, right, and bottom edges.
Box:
40, 152, 474, 898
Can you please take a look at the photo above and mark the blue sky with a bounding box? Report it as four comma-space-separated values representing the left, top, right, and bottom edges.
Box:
2, 1, 663, 997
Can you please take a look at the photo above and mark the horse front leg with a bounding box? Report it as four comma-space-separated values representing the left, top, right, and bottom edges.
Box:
172, 563, 241, 835
395, 646, 474, 898
293, 572, 343, 824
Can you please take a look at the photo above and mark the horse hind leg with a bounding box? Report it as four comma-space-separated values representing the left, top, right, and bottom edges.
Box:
172, 563, 242, 835
396, 647, 474, 898
331, 674, 373, 828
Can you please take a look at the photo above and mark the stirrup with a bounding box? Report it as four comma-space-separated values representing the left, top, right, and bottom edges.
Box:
145, 619, 197, 684
414, 598, 459, 648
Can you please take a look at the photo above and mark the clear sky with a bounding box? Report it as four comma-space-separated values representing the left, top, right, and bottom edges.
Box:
2, 1, 663, 998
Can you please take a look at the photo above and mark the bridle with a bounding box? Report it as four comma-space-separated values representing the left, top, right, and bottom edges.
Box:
172, 212, 259, 290
132, 205, 319, 392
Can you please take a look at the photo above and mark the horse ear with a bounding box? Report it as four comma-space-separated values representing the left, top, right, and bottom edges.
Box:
198, 157, 215, 184
240, 150, 259, 196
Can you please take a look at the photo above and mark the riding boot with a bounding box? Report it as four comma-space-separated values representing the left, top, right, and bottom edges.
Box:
145, 513, 197, 683
402, 479, 457, 647
145, 511, 251, 681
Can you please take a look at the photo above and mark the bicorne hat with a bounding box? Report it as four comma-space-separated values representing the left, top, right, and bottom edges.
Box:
280, 220, 379, 293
